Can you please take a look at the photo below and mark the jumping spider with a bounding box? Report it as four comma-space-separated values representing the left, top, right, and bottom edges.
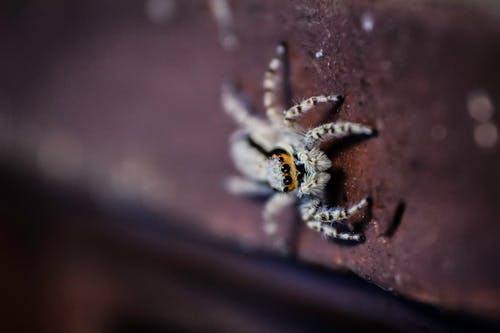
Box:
222, 42, 375, 242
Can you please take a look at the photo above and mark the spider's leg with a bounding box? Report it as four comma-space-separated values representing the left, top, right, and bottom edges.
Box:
222, 81, 269, 131
305, 121, 374, 148
284, 95, 343, 126
300, 197, 366, 242
299, 197, 321, 221
262, 192, 295, 236
224, 176, 274, 197
263, 42, 286, 125
306, 221, 365, 242
313, 198, 369, 222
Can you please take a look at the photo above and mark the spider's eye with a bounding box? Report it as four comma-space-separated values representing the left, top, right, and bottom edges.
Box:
267, 149, 298, 192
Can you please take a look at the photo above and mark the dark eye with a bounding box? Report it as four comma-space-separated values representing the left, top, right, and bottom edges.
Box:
280, 164, 290, 173
278, 156, 285, 162
283, 175, 293, 185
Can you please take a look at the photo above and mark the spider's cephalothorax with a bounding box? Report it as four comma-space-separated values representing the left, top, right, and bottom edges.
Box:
223, 42, 375, 243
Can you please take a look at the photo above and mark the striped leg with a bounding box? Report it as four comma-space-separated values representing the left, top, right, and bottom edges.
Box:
313, 198, 369, 222
305, 121, 374, 147
306, 221, 365, 242
284, 95, 343, 125
300, 197, 367, 242
262, 42, 286, 125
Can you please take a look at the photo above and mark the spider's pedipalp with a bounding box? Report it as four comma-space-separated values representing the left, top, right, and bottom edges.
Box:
284, 95, 343, 126
297, 147, 332, 173
299, 172, 331, 197
305, 121, 374, 148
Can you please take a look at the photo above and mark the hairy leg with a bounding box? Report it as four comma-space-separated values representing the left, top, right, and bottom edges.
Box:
222, 81, 268, 131
299, 197, 367, 242
306, 221, 365, 242
262, 42, 287, 126
305, 121, 374, 147
313, 198, 369, 222
284, 95, 343, 125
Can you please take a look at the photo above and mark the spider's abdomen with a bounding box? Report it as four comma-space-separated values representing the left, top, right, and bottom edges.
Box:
266, 149, 298, 192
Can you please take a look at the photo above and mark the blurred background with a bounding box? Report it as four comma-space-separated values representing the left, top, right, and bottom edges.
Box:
1, 0, 500, 332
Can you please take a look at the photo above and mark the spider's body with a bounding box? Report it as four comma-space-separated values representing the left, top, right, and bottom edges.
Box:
223, 43, 375, 242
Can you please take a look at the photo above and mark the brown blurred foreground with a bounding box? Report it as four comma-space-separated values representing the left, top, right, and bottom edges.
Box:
3, 164, 500, 332
1, 0, 500, 331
